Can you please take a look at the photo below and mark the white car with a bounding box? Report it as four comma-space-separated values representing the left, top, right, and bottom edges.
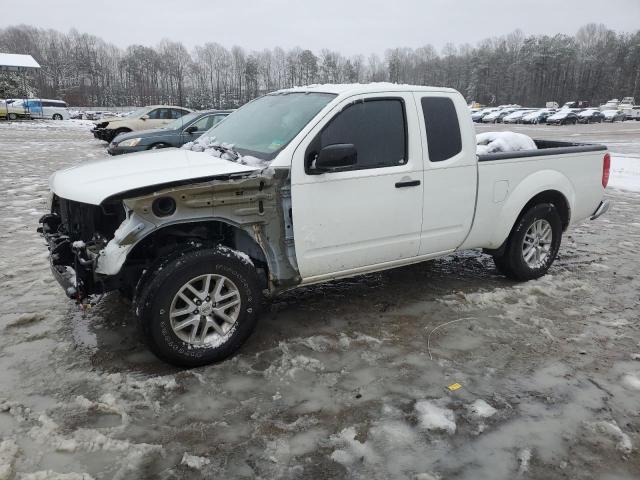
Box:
602, 110, 626, 122
91, 105, 193, 143
502, 109, 535, 124
482, 108, 513, 123
9, 98, 70, 120
40, 83, 610, 367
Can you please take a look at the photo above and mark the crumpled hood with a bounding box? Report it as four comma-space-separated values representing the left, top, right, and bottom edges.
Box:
50, 149, 259, 205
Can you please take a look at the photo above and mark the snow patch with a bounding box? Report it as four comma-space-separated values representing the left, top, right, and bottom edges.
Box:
585, 420, 633, 453
329, 426, 378, 465
216, 245, 254, 266
476, 132, 537, 155
414, 400, 456, 434
620, 373, 640, 391
18, 471, 96, 480
182, 137, 271, 168
517, 448, 532, 475
467, 399, 497, 418
609, 155, 640, 192
0, 439, 19, 480
181, 453, 210, 470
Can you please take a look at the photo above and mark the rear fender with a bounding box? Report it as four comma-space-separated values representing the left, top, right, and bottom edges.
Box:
490, 170, 575, 247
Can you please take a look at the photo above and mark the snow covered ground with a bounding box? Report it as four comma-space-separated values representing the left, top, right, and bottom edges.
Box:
610, 155, 640, 192
0, 120, 639, 479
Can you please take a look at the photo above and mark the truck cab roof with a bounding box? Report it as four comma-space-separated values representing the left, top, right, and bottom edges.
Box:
276, 83, 458, 97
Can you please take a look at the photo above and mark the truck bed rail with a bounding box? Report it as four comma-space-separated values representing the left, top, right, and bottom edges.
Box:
478, 140, 607, 162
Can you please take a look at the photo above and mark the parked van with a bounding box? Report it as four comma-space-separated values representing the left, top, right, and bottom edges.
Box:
11, 99, 70, 120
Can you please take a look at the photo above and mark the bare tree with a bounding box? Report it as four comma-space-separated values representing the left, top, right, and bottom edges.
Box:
1, 23, 638, 108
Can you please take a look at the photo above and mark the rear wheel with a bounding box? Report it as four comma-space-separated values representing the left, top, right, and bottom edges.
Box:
7, 113, 17, 120
492, 203, 562, 281
136, 246, 263, 367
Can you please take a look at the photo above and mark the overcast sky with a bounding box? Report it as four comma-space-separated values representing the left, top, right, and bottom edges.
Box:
3, 0, 639, 56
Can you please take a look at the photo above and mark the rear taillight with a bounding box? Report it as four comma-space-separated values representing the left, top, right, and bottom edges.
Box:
602, 153, 611, 188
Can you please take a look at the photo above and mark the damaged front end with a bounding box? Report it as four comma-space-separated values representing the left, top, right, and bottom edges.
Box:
39, 167, 303, 303
38, 196, 126, 302
91, 122, 117, 142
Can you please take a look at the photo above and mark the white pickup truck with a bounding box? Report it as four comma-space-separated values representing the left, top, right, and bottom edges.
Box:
39, 84, 611, 367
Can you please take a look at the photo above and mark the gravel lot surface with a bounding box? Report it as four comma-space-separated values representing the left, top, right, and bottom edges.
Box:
0, 120, 639, 479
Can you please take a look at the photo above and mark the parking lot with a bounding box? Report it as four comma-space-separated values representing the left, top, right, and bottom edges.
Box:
0, 120, 639, 479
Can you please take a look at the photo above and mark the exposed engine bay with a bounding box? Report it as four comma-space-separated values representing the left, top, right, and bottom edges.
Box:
39, 169, 301, 302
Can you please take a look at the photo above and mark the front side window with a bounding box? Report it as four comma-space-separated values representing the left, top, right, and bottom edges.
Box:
146, 109, 163, 119
421, 97, 462, 162
307, 98, 407, 171
192, 114, 226, 131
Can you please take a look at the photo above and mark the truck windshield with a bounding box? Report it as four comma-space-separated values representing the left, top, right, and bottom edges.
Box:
199, 92, 336, 160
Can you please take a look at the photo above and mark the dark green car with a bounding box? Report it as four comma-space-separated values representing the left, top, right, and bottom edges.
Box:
107, 109, 232, 155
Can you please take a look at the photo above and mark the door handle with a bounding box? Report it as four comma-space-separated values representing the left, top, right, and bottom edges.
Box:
395, 180, 421, 188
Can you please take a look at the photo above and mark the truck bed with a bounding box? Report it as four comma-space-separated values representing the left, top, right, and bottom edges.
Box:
477, 139, 607, 162
462, 139, 608, 251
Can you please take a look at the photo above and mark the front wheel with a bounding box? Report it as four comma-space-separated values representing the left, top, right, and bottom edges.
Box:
137, 246, 263, 367
52, 113, 63, 120
493, 203, 562, 281
7, 113, 17, 120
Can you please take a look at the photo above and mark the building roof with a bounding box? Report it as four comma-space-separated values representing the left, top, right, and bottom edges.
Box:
0, 53, 40, 71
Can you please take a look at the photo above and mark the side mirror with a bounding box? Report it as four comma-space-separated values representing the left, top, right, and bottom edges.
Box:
141, 114, 149, 120
184, 125, 198, 134
314, 144, 357, 171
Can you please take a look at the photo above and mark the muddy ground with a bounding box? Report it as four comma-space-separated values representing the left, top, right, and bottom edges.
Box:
0, 120, 639, 479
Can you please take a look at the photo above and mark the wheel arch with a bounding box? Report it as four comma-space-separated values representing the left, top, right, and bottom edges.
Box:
490, 170, 574, 248
124, 217, 271, 278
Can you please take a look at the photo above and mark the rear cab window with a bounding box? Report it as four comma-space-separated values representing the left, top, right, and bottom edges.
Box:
420, 97, 462, 162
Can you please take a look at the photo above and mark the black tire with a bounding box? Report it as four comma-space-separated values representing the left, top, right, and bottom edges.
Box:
136, 246, 263, 367
493, 203, 562, 281
7, 113, 17, 120
52, 113, 63, 120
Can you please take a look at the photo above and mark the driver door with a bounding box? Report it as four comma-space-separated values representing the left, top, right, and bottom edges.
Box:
291, 93, 424, 280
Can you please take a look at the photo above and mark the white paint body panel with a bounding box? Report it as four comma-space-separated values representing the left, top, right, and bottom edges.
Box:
413, 91, 478, 255
290, 91, 424, 278
49, 149, 258, 204
461, 153, 605, 250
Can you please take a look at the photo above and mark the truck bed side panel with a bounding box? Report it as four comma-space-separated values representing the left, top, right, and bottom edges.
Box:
462, 150, 606, 250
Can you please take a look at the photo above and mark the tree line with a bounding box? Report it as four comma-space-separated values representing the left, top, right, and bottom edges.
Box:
0, 23, 639, 108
